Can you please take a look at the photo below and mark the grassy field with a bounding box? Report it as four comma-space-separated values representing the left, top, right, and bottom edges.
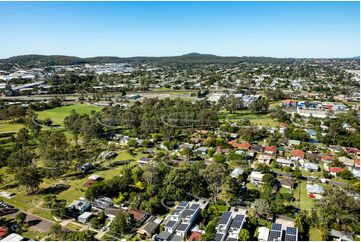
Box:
220, 110, 279, 126
292, 181, 315, 210
0, 104, 102, 135
65, 222, 83, 231
309, 227, 322, 241
0, 120, 24, 133
37, 104, 103, 126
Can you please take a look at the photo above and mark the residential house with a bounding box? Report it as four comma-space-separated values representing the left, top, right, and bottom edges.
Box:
137, 157, 152, 166
258, 154, 272, 165
163, 201, 201, 240
268, 223, 284, 241
303, 162, 319, 172
251, 145, 264, 153
228, 141, 250, 150
1, 233, 24, 241
305, 129, 317, 139
329, 145, 343, 153
78, 211, 93, 224
195, 147, 208, 156
230, 168, 244, 179
264, 146, 277, 155
128, 208, 149, 224
0, 226, 8, 239
214, 212, 232, 241
93, 197, 113, 210
226, 214, 246, 240
306, 184, 324, 199
250, 171, 264, 185
329, 229, 353, 241
279, 177, 295, 189
257, 227, 270, 241
291, 149, 305, 159
338, 157, 354, 168
137, 216, 162, 238
276, 158, 293, 167
105, 207, 123, 220
78, 162, 94, 172
288, 140, 301, 147
68, 197, 91, 213
328, 167, 344, 176
156, 231, 172, 241
188, 231, 202, 241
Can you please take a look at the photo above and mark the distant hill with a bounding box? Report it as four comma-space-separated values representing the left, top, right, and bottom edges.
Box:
0, 53, 297, 69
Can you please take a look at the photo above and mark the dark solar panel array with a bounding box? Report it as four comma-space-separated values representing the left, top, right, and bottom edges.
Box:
176, 223, 188, 232
230, 215, 245, 229
214, 233, 224, 241
226, 237, 237, 241
217, 212, 231, 225
190, 204, 200, 210
285, 235, 297, 241
271, 223, 282, 231
286, 227, 297, 236
268, 231, 282, 241
179, 201, 189, 207
166, 220, 176, 228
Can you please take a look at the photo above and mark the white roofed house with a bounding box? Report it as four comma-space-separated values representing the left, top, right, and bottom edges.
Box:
230, 168, 244, 179
303, 162, 319, 172
137, 157, 152, 166
195, 147, 208, 156
338, 156, 354, 168
250, 171, 264, 185
306, 184, 324, 199
276, 158, 293, 167
226, 214, 246, 241
214, 211, 232, 241
162, 201, 201, 239
258, 154, 272, 165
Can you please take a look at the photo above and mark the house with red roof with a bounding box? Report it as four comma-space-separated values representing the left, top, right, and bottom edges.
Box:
264, 146, 277, 155
291, 149, 305, 159
329, 167, 345, 176
321, 154, 335, 162
188, 231, 202, 241
355, 159, 360, 168
228, 141, 250, 150
0, 226, 8, 239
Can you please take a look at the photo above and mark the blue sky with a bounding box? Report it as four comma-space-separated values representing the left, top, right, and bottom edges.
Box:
0, 1, 359, 58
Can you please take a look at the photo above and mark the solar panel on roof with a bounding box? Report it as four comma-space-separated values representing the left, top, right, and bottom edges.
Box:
286, 227, 297, 235
214, 233, 224, 241
230, 220, 243, 228
179, 201, 188, 207
233, 214, 245, 221
226, 237, 237, 241
190, 204, 200, 210
268, 231, 282, 241
285, 235, 297, 241
271, 223, 282, 231
166, 220, 176, 228
176, 223, 189, 232
218, 218, 228, 225
220, 212, 232, 219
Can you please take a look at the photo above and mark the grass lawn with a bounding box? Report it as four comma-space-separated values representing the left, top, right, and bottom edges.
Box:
309, 227, 322, 241
0, 120, 24, 133
21, 229, 49, 240
37, 104, 103, 126
220, 110, 279, 126
292, 181, 315, 210
65, 222, 83, 231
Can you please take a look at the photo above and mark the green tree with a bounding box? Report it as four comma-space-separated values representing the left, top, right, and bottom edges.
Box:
17, 166, 43, 195
238, 229, 251, 241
